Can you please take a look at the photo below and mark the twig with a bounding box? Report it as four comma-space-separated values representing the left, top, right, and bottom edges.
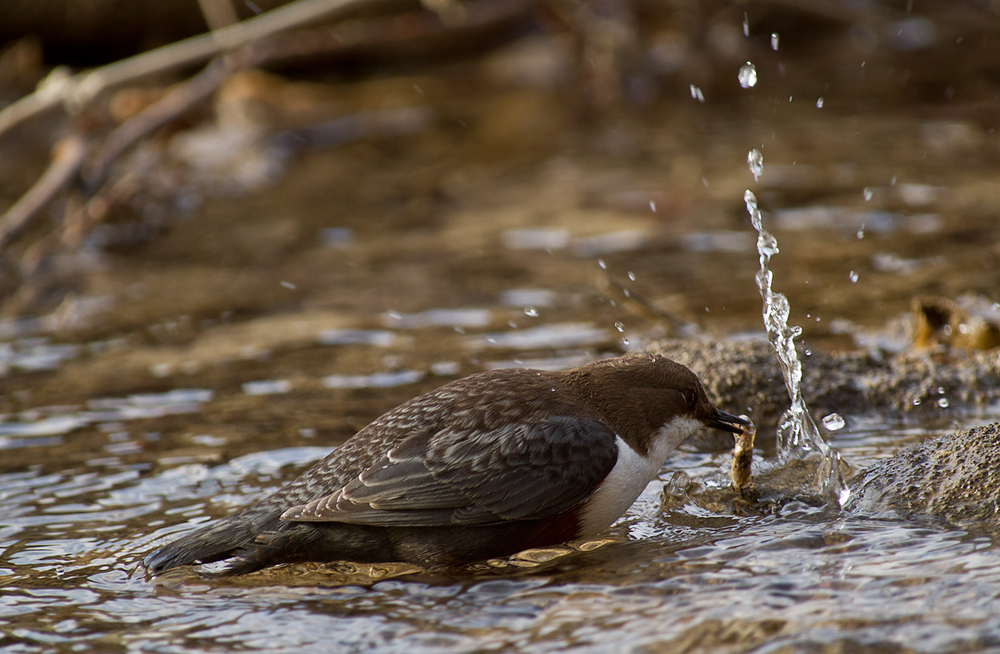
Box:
0, 135, 87, 251
2, 0, 539, 272
197, 0, 241, 31
84, 56, 235, 189
0, 0, 405, 139
87, 0, 534, 188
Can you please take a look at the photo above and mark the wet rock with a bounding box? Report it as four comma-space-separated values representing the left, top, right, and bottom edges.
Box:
650, 338, 1000, 429
848, 422, 1000, 532
911, 295, 1000, 351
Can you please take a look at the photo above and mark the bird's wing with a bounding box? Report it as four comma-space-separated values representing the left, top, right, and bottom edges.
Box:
280, 416, 619, 526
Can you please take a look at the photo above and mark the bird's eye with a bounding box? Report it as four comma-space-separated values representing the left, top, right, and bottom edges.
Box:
682, 389, 697, 407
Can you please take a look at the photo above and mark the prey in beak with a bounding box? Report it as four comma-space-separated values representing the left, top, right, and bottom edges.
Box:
705, 408, 756, 492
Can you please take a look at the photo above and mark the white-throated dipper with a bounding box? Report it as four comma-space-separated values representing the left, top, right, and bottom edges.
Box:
144, 353, 749, 575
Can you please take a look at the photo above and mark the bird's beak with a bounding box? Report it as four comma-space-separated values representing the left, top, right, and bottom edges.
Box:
705, 408, 752, 434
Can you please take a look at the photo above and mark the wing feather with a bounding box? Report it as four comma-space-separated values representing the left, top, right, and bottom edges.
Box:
281, 415, 618, 526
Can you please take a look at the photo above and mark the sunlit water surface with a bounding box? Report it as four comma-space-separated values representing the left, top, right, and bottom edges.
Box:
3, 401, 1000, 653
3, 52, 1000, 654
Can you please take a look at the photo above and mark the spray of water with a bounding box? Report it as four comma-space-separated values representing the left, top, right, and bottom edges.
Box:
744, 165, 850, 507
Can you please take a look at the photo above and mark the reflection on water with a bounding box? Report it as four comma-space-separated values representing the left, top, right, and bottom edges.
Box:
466, 323, 610, 350
4, 415, 1000, 653
321, 369, 426, 389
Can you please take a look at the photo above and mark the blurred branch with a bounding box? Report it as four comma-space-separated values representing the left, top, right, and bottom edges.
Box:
87, 0, 532, 188
83, 56, 234, 189
0, 0, 403, 140
197, 0, 241, 31
0, 136, 87, 251
0, 0, 537, 270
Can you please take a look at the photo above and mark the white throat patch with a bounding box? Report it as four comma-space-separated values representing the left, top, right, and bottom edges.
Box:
577, 416, 701, 536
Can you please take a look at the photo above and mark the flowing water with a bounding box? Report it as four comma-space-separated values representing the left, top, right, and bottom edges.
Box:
4, 20, 1000, 653
745, 183, 850, 507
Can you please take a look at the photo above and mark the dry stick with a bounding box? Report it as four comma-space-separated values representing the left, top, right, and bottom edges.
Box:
1, 57, 240, 255
4, 0, 532, 263
84, 56, 236, 189
0, 136, 87, 251
7, 0, 538, 274
197, 0, 241, 31
0, 0, 404, 255
88, 0, 534, 190
0, 0, 403, 139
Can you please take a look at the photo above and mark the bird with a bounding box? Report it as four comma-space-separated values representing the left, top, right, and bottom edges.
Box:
144, 353, 750, 575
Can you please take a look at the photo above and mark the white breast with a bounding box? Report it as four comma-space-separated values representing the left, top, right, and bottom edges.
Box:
577, 416, 701, 535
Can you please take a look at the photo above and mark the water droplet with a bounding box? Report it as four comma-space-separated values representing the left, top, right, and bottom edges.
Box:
742, 12, 750, 37
627, 271, 636, 281
748, 183, 849, 508
747, 149, 763, 181
937, 397, 950, 408
598, 259, 607, 270
849, 271, 859, 283
523, 307, 538, 317
738, 62, 758, 89
937, 386, 946, 394
863, 187, 874, 201
838, 486, 851, 506
621, 337, 630, 346
614, 321, 625, 333
771, 33, 779, 50
650, 200, 657, 212
857, 224, 865, 239
912, 397, 922, 406
689, 85, 705, 102
816, 97, 824, 108
822, 413, 846, 431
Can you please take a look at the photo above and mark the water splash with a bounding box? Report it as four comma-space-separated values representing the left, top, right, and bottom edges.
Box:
748, 149, 764, 182
744, 187, 851, 507
822, 413, 846, 431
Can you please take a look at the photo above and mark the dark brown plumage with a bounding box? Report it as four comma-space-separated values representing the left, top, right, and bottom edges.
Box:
144, 353, 748, 575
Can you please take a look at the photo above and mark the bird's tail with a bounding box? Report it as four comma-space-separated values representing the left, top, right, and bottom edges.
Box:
143, 514, 268, 575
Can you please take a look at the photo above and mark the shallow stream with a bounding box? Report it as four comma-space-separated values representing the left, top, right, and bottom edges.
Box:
3, 18, 1000, 652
